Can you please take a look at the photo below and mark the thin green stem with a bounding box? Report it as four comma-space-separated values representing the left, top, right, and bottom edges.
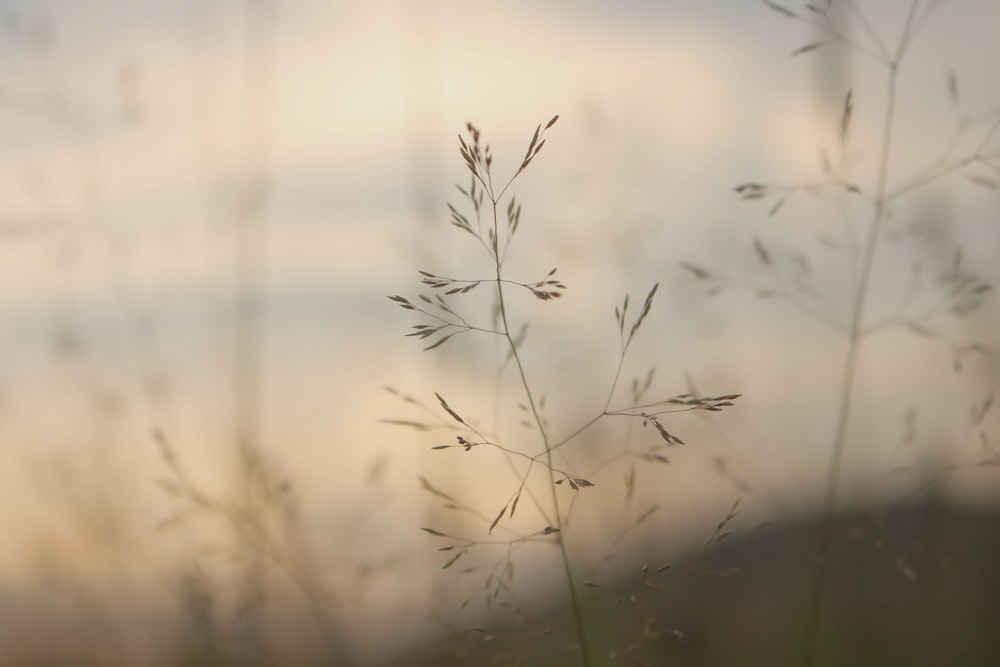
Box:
802, 4, 916, 665
490, 199, 592, 667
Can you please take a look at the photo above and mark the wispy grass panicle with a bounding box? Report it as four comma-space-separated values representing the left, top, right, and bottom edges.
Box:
388, 119, 739, 665
702, 2, 1000, 665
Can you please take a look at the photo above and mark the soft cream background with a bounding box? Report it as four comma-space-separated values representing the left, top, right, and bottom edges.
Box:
0, 0, 998, 661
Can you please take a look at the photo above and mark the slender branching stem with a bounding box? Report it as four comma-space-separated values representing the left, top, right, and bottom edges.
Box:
399, 118, 735, 663
489, 198, 593, 667
802, 4, 917, 665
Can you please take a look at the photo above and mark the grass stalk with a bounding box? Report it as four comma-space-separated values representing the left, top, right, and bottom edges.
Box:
490, 201, 593, 667
801, 3, 916, 664
391, 118, 739, 665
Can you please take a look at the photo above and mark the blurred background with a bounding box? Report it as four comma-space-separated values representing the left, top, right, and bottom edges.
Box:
0, 0, 998, 664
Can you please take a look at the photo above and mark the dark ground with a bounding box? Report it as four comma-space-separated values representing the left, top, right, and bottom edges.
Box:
385, 499, 1000, 667
3, 500, 997, 666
